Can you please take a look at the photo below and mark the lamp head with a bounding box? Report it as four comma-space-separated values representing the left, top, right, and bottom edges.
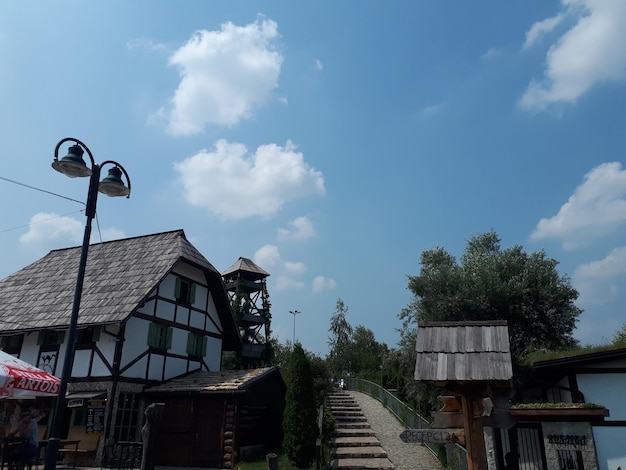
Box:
99, 166, 130, 197
51, 144, 92, 178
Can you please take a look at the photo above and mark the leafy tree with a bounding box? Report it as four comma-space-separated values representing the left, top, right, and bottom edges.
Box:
282, 344, 319, 468
613, 323, 626, 346
350, 326, 386, 381
327, 299, 353, 377
401, 231, 582, 371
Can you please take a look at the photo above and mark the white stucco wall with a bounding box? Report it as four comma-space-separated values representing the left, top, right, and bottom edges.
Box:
592, 427, 626, 470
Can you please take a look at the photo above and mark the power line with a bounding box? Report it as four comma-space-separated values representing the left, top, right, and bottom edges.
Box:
0, 175, 85, 205
0, 210, 85, 235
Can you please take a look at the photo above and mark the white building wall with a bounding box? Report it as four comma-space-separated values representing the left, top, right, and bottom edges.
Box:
592, 427, 626, 470
577, 372, 626, 470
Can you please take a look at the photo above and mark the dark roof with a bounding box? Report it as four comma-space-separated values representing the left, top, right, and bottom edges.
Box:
144, 367, 282, 394
414, 321, 513, 384
0, 230, 240, 349
222, 257, 269, 281
533, 347, 626, 374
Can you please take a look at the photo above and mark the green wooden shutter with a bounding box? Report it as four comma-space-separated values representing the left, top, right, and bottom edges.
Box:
186, 333, 193, 355
165, 327, 173, 350
201, 336, 208, 356
189, 284, 196, 304
147, 323, 157, 347
92, 326, 101, 342
175, 278, 181, 300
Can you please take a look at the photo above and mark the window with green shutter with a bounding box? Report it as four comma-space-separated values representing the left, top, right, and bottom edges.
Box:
0, 335, 23, 355
37, 331, 65, 346
175, 278, 196, 306
147, 323, 172, 350
186, 332, 207, 358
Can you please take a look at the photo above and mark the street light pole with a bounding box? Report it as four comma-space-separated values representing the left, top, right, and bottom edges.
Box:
289, 310, 300, 344
44, 138, 131, 470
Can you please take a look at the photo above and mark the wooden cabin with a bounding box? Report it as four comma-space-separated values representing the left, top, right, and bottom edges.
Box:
144, 367, 285, 468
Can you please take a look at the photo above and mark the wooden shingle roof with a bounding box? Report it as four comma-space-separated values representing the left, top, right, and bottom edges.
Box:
414, 321, 513, 385
0, 230, 239, 348
222, 257, 269, 280
144, 367, 281, 394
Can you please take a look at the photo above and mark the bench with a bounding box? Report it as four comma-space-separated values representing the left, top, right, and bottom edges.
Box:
57, 427, 101, 467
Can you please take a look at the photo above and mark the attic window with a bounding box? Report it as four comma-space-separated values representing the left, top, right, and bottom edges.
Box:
175, 278, 196, 306
147, 323, 172, 351
37, 331, 65, 347
76, 326, 101, 346
186, 333, 207, 358
0, 335, 23, 355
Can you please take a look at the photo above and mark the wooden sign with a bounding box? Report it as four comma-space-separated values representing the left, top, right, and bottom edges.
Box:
431, 395, 464, 428
400, 428, 465, 446
431, 410, 464, 428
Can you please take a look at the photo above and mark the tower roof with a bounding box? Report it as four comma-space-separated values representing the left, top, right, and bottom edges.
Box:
222, 257, 269, 280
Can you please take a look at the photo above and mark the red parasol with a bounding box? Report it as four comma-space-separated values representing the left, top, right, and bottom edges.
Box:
0, 350, 61, 397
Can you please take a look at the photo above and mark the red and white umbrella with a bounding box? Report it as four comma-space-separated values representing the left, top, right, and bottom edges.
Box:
0, 350, 61, 397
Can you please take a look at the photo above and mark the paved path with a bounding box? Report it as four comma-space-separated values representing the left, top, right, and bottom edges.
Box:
348, 391, 444, 470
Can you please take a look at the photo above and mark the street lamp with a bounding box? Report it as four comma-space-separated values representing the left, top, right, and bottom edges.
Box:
44, 138, 131, 470
289, 310, 300, 344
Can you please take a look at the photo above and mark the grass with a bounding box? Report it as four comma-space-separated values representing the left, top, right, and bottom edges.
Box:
511, 402, 605, 409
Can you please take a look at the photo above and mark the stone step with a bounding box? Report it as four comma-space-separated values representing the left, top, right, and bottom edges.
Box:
328, 458, 394, 470
335, 421, 371, 429
335, 415, 368, 423
332, 446, 388, 459
332, 436, 381, 447
334, 428, 376, 438
333, 410, 364, 418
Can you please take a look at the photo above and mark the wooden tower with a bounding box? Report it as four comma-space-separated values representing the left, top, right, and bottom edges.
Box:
222, 257, 272, 367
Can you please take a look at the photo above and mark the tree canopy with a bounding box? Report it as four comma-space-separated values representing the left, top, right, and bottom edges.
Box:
400, 231, 582, 367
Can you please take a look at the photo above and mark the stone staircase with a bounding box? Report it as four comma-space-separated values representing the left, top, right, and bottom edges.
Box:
327, 389, 394, 470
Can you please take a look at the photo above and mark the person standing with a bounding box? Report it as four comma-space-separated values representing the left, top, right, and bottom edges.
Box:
8, 409, 38, 470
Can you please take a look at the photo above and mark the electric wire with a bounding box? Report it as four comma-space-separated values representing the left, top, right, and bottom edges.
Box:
0, 175, 85, 206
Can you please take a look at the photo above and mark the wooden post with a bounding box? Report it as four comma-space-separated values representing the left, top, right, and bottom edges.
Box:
461, 393, 487, 470
266, 452, 278, 470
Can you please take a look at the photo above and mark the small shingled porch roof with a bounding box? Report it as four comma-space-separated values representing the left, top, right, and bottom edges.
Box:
414, 320, 513, 386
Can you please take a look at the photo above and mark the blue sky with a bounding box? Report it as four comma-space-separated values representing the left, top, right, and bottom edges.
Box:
1, 1, 626, 356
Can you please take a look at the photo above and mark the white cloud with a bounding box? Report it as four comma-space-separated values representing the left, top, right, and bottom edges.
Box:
573, 246, 626, 305
530, 162, 626, 249
480, 47, 501, 61
254, 244, 281, 268
278, 216, 316, 241
312, 275, 336, 294
127, 37, 168, 52
520, 0, 626, 111
20, 213, 126, 254
419, 102, 445, 117
522, 14, 565, 50
157, 16, 283, 135
315, 59, 323, 71
275, 275, 304, 291
174, 139, 325, 220
284, 261, 307, 275
253, 244, 309, 290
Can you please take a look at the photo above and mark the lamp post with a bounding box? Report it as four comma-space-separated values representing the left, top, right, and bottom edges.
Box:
44, 138, 131, 470
289, 310, 300, 344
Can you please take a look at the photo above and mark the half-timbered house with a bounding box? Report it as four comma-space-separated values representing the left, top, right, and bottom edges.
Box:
0, 229, 241, 463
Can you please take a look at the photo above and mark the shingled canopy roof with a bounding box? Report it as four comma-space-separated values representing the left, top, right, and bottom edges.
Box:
222, 257, 269, 281
414, 320, 513, 386
144, 367, 281, 394
0, 229, 240, 350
